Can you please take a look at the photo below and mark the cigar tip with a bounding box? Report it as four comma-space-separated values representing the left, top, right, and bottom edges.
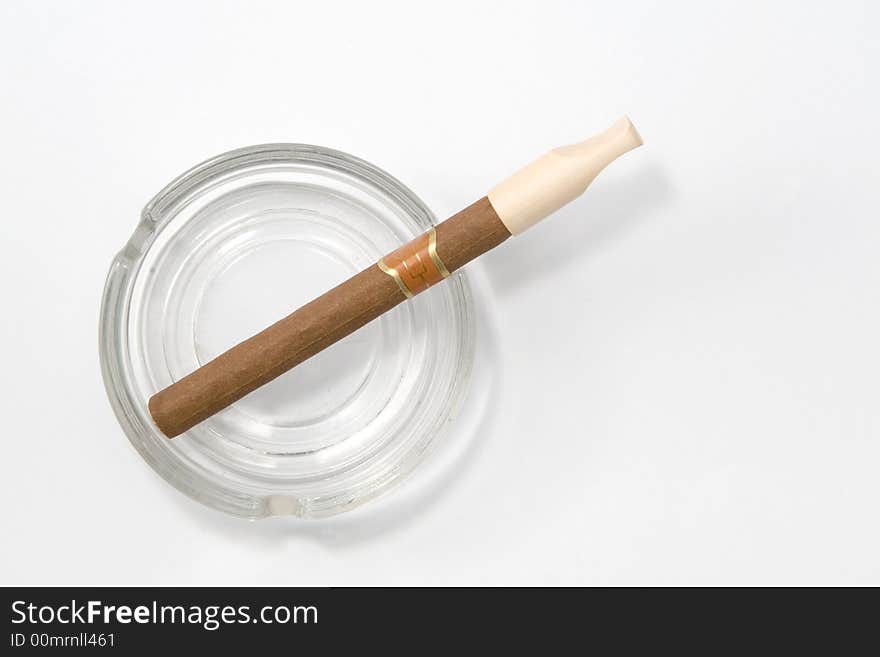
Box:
488, 114, 645, 234
557, 115, 643, 160
616, 115, 643, 150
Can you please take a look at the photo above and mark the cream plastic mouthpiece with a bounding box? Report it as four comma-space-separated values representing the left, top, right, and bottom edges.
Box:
487, 116, 643, 235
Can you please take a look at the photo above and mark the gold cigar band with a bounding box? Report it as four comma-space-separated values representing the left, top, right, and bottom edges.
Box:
377, 226, 451, 298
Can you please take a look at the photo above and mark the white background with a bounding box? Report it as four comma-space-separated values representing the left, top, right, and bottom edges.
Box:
1, 1, 878, 585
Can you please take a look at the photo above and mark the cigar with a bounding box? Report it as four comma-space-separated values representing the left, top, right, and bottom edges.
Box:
149, 116, 643, 438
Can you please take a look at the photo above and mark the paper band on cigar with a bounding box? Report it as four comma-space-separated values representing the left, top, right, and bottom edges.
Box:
377, 227, 451, 298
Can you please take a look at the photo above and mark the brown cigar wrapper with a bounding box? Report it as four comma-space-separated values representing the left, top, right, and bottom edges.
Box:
148, 197, 510, 438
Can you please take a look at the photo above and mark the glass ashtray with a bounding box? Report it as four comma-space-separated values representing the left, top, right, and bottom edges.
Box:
100, 144, 474, 518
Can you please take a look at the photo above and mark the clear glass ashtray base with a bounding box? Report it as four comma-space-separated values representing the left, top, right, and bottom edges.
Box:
100, 145, 474, 518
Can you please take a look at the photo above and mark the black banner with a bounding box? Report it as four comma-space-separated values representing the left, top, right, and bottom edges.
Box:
1, 586, 873, 651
